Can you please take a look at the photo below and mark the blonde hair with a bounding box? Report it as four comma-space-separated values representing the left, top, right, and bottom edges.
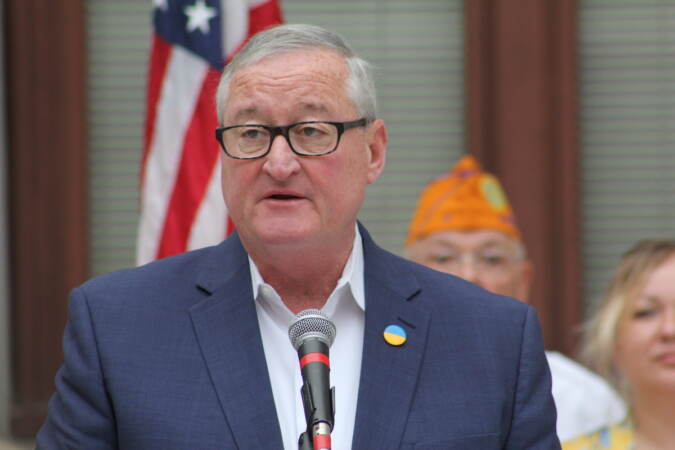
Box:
580, 239, 675, 396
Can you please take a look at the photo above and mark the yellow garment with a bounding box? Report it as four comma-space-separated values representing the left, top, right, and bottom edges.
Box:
562, 419, 635, 450
406, 154, 521, 246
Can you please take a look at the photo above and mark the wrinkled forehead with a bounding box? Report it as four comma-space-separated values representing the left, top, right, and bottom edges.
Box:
225, 49, 353, 120
230, 48, 350, 92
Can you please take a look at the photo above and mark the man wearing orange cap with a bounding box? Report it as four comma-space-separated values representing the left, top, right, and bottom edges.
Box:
405, 155, 626, 442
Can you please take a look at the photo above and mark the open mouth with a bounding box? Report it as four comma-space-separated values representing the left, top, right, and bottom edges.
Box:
269, 194, 301, 200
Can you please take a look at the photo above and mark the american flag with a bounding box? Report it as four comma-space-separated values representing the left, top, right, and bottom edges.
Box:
137, 0, 282, 265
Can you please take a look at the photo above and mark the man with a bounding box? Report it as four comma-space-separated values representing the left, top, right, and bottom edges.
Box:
37, 25, 559, 449
405, 154, 627, 442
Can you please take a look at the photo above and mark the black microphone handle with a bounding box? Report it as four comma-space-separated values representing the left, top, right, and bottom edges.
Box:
298, 338, 334, 431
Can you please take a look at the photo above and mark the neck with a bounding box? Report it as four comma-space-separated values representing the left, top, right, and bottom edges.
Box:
245, 229, 356, 314
632, 388, 675, 449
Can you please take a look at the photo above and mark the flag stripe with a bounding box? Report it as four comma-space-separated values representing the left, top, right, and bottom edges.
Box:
248, 0, 283, 36
187, 160, 227, 250
137, 46, 209, 264
221, 1, 248, 58
141, 35, 172, 184
155, 68, 222, 258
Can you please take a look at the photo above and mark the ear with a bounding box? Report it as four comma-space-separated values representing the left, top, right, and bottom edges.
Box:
365, 119, 388, 184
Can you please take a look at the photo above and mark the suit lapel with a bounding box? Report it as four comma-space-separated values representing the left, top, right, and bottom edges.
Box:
352, 229, 430, 449
189, 235, 284, 450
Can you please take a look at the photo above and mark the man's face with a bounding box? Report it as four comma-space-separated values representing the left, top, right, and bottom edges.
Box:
219, 49, 387, 251
407, 229, 533, 301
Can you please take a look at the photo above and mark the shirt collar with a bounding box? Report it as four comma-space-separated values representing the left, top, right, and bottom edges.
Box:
249, 225, 365, 314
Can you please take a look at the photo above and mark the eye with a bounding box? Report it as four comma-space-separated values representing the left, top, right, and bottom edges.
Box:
429, 253, 457, 264
633, 308, 657, 319
302, 127, 321, 137
240, 128, 265, 139
478, 253, 507, 267
294, 123, 331, 138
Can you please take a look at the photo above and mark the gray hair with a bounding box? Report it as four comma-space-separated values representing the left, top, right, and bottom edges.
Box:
215, 24, 377, 125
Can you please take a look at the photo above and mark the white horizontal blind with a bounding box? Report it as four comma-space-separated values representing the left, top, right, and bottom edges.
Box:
87, 1, 150, 276
579, 0, 675, 313
86, 0, 463, 276
284, 0, 465, 253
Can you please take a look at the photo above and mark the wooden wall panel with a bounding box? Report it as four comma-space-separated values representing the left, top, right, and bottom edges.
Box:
5, 0, 88, 437
466, 0, 580, 354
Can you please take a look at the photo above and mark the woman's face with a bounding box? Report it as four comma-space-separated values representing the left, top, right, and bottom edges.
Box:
615, 254, 675, 394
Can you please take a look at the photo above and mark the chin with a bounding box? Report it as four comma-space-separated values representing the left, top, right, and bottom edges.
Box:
255, 220, 319, 246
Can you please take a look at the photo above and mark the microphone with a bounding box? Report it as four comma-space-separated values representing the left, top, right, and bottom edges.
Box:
288, 309, 337, 450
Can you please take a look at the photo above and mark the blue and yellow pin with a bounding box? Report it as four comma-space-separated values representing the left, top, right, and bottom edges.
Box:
383, 324, 407, 346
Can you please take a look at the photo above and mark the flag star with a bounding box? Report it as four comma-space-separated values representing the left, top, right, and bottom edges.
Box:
184, 0, 218, 34
153, 0, 168, 11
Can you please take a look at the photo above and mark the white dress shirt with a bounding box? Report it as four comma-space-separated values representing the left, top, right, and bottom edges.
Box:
547, 351, 627, 441
250, 227, 365, 450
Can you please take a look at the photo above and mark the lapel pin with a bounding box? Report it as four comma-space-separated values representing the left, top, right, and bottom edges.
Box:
383, 324, 407, 346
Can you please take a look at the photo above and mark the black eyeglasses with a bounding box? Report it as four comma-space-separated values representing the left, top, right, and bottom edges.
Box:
214, 118, 369, 160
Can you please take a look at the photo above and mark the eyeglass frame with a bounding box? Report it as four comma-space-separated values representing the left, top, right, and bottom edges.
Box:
214, 118, 370, 160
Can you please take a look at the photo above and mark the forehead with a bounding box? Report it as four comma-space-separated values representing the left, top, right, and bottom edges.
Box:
618, 257, 675, 317
225, 49, 352, 121
639, 255, 675, 298
423, 229, 519, 250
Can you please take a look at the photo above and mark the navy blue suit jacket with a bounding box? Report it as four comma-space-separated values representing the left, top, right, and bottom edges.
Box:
38, 226, 560, 449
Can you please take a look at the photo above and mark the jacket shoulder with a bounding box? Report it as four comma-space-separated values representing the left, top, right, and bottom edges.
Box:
77, 236, 247, 311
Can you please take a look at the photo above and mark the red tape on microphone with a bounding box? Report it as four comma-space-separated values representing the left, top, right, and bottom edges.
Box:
299, 352, 330, 369
313, 433, 331, 450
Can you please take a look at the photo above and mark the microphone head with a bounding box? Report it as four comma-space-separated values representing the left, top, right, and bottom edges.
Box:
288, 309, 337, 350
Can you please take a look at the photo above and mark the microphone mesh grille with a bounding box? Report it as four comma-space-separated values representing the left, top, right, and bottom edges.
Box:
288, 309, 337, 350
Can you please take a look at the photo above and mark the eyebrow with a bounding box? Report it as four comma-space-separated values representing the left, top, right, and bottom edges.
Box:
631, 296, 665, 312
433, 239, 511, 250
637, 295, 661, 304
230, 107, 258, 123
477, 241, 511, 250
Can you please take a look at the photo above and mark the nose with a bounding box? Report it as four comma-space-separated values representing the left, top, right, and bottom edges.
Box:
262, 134, 301, 180
456, 258, 479, 284
660, 306, 675, 341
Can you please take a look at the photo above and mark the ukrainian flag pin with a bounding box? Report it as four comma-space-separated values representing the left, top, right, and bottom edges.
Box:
383, 324, 407, 346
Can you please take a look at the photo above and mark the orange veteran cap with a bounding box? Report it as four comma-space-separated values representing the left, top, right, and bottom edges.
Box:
406, 155, 521, 246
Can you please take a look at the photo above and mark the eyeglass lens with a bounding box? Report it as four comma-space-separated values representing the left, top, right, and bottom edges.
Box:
222, 122, 339, 158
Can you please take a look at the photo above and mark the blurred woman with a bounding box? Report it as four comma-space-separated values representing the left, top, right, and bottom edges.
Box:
564, 239, 675, 449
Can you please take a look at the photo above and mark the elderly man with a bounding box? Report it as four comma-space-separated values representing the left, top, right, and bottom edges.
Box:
406, 154, 626, 442
38, 25, 559, 449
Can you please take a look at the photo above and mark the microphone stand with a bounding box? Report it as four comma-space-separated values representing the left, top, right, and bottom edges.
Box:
298, 431, 313, 450
297, 375, 335, 450
297, 383, 335, 450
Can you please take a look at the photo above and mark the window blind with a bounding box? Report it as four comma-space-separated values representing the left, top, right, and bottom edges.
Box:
87, 1, 149, 276
86, 0, 464, 275
579, 0, 675, 312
